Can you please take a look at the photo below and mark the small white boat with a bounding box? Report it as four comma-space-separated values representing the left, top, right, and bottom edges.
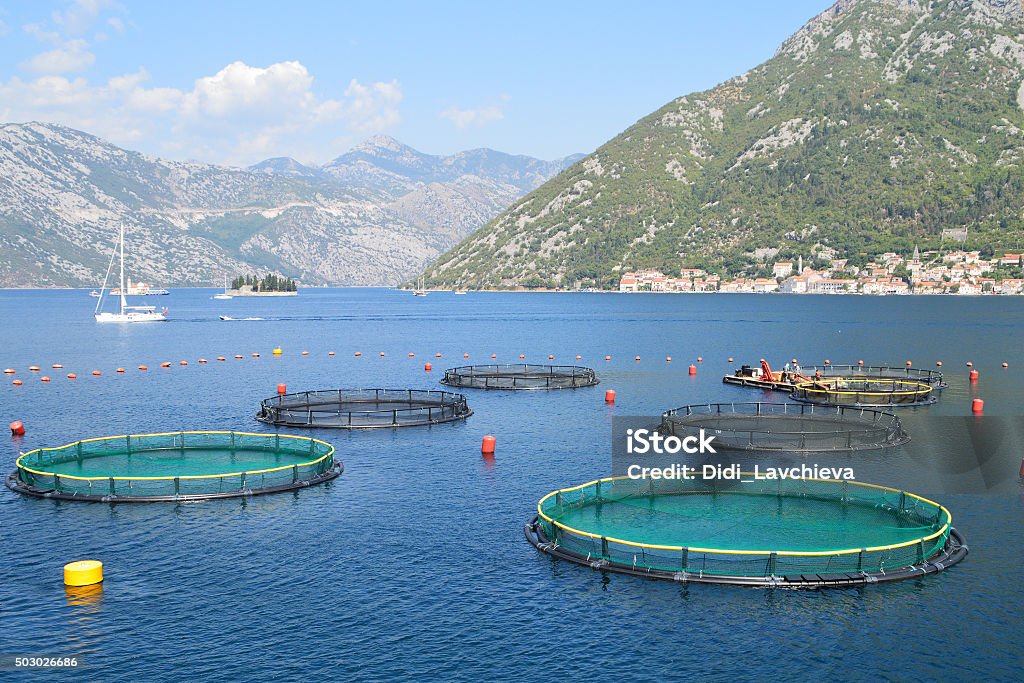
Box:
94, 224, 168, 323
454, 290, 467, 295
212, 274, 233, 300
220, 316, 263, 321
88, 290, 100, 297
413, 276, 428, 296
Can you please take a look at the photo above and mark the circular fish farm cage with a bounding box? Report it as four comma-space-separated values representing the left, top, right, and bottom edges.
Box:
6, 431, 341, 502
257, 389, 472, 429
805, 365, 946, 388
525, 475, 966, 587
792, 378, 936, 407
440, 363, 598, 390
660, 402, 910, 452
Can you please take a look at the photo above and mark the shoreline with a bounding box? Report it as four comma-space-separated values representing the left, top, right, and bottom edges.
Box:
0, 286, 1016, 297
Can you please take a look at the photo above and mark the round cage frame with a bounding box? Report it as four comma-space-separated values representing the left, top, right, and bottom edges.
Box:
7, 431, 341, 502
525, 475, 966, 587
791, 378, 936, 407
440, 363, 598, 390
660, 402, 910, 452
257, 388, 472, 429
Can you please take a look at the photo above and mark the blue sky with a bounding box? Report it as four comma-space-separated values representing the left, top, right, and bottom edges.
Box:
0, 0, 831, 165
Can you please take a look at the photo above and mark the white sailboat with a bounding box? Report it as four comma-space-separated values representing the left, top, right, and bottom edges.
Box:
94, 224, 168, 323
212, 274, 233, 300
413, 276, 428, 296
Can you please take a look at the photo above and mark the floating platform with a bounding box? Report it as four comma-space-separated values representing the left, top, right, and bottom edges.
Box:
660, 402, 910, 452
7, 431, 341, 502
723, 362, 946, 394
526, 475, 966, 587
257, 389, 472, 428
440, 363, 598, 390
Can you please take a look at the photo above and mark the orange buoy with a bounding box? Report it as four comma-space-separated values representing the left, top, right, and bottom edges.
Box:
234, 355, 243, 359
666, 356, 672, 363
354, 351, 362, 357
548, 354, 554, 360
41, 376, 51, 382
29, 366, 40, 372
67, 373, 77, 380
3, 368, 14, 374
91, 370, 101, 376
936, 361, 943, 367
10, 421, 25, 436
688, 364, 697, 375
824, 359, 830, 365
605, 389, 616, 404
380, 352, 385, 357
436, 353, 442, 358
481, 435, 496, 454
491, 354, 497, 359
857, 359, 864, 366
575, 355, 582, 360
277, 383, 287, 395
635, 356, 641, 361
217, 357, 226, 362
179, 360, 188, 366
138, 365, 148, 371
52, 364, 63, 369
12, 379, 23, 386
116, 367, 126, 373
969, 369, 979, 382
697, 356, 703, 362
728, 357, 734, 362
518, 354, 524, 359
906, 360, 912, 367
1002, 362, 1009, 368
605, 355, 611, 361
463, 353, 469, 358
329, 351, 336, 356
198, 358, 208, 364
792, 358, 798, 365
971, 398, 984, 414
966, 361, 973, 367
160, 362, 171, 368
424, 363, 432, 372
301, 351, 309, 356
251, 353, 260, 358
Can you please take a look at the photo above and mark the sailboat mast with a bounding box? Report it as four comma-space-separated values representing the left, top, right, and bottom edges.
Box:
119, 223, 127, 314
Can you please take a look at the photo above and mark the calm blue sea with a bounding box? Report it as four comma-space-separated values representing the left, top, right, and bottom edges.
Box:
1, 289, 1022, 682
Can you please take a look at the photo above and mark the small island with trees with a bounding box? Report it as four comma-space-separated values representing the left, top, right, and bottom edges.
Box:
229, 273, 299, 296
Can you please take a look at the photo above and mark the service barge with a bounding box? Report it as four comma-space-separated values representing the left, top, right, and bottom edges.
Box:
723, 359, 946, 392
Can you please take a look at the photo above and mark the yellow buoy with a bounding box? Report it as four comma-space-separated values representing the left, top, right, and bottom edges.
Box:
64, 560, 103, 586
273, 347, 283, 356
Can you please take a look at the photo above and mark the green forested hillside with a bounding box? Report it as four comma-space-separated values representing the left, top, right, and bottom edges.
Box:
423, 0, 1024, 288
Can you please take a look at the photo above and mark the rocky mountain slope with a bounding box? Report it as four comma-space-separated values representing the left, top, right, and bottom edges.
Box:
423, 0, 1024, 289
0, 124, 579, 287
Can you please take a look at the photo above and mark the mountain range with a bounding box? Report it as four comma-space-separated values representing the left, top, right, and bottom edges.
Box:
0, 123, 580, 287
423, 0, 1024, 289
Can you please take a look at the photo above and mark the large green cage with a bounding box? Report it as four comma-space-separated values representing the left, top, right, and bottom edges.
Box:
526, 475, 966, 587
7, 431, 342, 502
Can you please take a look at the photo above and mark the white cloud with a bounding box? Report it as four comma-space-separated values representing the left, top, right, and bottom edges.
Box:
344, 78, 402, 132
20, 38, 95, 74
0, 59, 403, 165
106, 16, 123, 32
52, 0, 119, 35
440, 101, 506, 129
0, 19, 9, 37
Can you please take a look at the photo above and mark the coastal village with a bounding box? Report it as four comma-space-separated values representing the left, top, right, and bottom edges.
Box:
618, 249, 1024, 295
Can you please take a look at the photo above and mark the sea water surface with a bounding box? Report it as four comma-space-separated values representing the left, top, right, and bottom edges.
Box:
0, 289, 1022, 682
